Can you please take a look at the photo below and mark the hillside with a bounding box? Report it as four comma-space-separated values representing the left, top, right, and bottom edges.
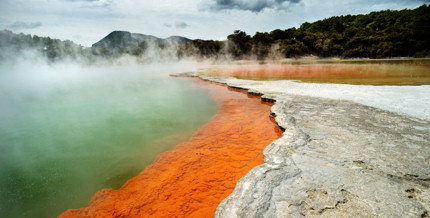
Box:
183, 4, 430, 59
0, 29, 90, 62
91, 31, 190, 56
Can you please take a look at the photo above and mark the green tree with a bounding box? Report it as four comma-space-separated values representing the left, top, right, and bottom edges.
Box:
227, 30, 251, 58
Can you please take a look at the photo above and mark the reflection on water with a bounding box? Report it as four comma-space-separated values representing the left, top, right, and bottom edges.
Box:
203, 59, 430, 85
0, 63, 217, 218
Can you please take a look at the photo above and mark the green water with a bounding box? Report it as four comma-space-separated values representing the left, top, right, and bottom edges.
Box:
0, 63, 217, 217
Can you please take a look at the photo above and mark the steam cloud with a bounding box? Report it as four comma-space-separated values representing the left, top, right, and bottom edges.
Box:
203, 0, 301, 12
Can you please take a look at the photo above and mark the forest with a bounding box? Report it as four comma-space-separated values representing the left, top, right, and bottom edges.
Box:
180, 4, 430, 59
1, 4, 429, 62
0, 29, 92, 62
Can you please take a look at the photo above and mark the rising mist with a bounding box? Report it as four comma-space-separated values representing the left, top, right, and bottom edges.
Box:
0, 33, 220, 217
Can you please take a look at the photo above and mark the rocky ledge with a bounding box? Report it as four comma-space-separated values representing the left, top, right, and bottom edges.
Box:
175, 72, 430, 217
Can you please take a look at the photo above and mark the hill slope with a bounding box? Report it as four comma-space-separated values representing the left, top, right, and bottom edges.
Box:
182, 4, 430, 59
91, 31, 190, 55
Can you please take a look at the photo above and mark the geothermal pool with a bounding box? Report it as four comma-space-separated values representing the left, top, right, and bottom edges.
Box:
60, 79, 282, 217
200, 59, 430, 120
2, 59, 429, 217
203, 59, 430, 85
0, 63, 217, 217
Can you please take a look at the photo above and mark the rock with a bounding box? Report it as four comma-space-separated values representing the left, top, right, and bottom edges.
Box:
197, 76, 430, 217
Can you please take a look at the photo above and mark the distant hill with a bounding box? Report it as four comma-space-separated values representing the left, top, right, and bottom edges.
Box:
0, 29, 192, 62
92, 31, 191, 51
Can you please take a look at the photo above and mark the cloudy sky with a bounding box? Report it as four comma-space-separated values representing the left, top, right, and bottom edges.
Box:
0, 0, 428, 46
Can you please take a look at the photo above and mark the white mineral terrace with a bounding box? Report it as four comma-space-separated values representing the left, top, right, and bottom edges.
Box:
205, 77, 430, 121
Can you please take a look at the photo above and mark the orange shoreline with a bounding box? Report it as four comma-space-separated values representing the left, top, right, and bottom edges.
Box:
60, 78, 282, 218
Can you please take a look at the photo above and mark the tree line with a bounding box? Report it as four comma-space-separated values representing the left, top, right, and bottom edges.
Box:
0, 30, 94, 62
180, 4, 430, 59
1, 4, 429, 62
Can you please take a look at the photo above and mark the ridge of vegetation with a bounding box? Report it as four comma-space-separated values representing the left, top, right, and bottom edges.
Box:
1, 4, 429, 62
182, 4, 430, 59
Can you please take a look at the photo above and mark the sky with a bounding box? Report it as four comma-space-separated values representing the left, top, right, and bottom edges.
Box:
0, 0, 428, 46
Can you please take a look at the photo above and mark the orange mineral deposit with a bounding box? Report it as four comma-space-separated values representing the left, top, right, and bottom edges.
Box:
60, 78, 282, 218
203, 63, 430, 85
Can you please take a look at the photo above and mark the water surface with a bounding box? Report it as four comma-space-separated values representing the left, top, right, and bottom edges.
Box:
60, 79, 283, 217
202, 59, 430, 85
0, 62, 217, 217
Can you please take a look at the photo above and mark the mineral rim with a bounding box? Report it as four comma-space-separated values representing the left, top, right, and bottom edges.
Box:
59, 78, 282, 217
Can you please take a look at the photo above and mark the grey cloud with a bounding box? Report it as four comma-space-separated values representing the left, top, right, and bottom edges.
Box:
65, 0, 101, 2
203, 0, 300, 12
65, 0, 113, 9
7, 21, 42, 30
174, 21, 188, 29
163, 22, 188, 29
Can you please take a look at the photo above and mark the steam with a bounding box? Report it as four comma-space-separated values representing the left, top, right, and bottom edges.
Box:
0, 54, 202, 137
0, 27, 286, 218
0, 29, 292, 68
0, 43, 216, 217
0, 30, 200, 67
